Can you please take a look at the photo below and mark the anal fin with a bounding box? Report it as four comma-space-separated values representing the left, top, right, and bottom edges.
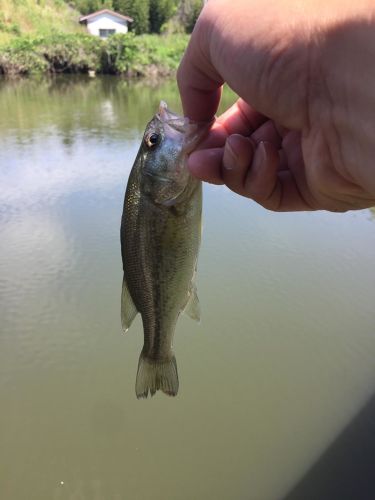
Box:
121, 276, 138, 332
184, 283, 201, 322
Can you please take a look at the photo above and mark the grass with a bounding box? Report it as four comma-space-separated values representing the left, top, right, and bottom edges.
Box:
0, 0, 83, 45
131, 34, 189, 71
0, 0, 189, 78
104, 33, 189, 76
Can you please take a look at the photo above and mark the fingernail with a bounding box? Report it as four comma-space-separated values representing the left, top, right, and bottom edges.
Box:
223, 137, 238, 170
253, 141, 267, 173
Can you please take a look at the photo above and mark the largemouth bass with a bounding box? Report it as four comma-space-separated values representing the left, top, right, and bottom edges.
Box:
120, 101, 204, 399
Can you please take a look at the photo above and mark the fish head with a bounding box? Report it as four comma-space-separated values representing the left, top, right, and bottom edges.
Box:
140, 101, 204, 206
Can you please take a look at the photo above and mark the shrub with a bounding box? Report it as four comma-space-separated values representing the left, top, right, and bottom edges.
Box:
101, 32, 138, 74
0, 32, 189, 76
39, 33, 103, 72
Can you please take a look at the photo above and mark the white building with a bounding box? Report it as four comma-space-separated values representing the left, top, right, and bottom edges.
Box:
79, 9, 133, 38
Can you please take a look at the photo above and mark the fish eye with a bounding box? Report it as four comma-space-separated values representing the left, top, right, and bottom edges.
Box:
145, 132, 160, 148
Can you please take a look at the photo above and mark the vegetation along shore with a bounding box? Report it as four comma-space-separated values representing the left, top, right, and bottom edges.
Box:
0, 0, 201, 77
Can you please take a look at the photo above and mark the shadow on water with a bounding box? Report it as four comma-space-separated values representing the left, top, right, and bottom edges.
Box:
283, 393, 375, 500
281, 207, 375, 499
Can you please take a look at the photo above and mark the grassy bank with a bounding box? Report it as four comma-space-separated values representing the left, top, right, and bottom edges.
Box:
0, 0, 83, 45
0, 32, 189, 77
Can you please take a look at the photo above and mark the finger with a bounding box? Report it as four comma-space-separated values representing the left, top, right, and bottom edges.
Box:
177, 0, 309, 128
177, 6, 223, 121
194, 121, 228, 150
251, 120, 282, 149
221, 135, 255, 193
177, 61, 222, 122
278, 149, 289, 170
216, 99, 267, 135
194, 100, 267, 151
274, 122, 289, 138
244, 141, 312, 211
189, 138, 314, 210
188, 148, 224, 184
244, 141, 282, 209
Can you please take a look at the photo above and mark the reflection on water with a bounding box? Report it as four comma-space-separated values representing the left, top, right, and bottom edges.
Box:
1, 76, 375, 500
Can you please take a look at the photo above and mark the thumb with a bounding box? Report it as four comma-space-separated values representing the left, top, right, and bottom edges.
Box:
178, 0, 311, 129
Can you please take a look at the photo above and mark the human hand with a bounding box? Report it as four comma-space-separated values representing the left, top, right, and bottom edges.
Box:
177, 0, 375, 211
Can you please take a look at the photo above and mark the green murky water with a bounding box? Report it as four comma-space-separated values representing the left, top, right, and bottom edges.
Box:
0, 76, 375, 500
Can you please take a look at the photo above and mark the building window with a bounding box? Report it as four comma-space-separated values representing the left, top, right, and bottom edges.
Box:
99, 29, 116, 38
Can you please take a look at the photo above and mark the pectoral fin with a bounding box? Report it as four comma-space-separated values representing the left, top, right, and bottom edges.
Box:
184, 284, 201, 322
121, 277, 138, 332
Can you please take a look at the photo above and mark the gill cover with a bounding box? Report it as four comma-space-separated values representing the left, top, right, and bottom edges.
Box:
141, 101, 195, 206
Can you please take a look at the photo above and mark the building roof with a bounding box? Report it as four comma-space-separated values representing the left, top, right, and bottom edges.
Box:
79, 9, 133, 24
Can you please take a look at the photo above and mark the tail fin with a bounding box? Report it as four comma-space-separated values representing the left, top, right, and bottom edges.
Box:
135, 352, 179, 399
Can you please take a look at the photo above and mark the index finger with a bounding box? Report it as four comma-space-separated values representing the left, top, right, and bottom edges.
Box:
195, 99, 268, 151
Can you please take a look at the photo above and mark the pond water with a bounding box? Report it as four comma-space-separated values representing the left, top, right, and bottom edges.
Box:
0, 76, 375, 500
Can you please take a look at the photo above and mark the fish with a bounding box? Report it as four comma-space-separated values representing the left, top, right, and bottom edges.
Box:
120, 101, 205, 399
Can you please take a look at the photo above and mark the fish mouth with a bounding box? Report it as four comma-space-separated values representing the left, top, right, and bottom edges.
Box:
157, 101, 188, 133
157, 101, 213, 154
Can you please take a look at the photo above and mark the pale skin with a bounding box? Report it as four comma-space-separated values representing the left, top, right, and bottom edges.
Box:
177, 0, 375, 211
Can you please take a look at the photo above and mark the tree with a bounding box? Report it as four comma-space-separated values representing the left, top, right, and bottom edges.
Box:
178, 0, 203, 33
72, 0, 112, 15
102, 0, 113, 8
185, 0, 202, 33
113, 0, 150, 34
149, 0, 178, 33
